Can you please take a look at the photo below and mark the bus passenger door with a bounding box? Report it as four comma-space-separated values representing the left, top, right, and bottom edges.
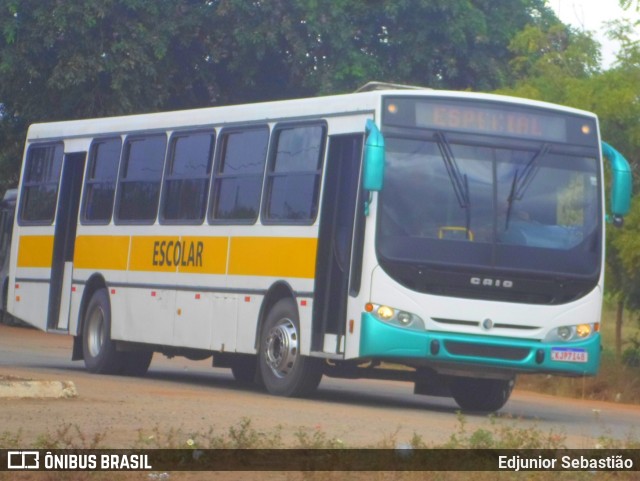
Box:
48, 152, 86, 331
313, 134, 363, 353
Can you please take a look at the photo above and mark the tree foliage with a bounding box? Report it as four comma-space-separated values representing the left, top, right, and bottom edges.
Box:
0, 0, 221, 119
0, 0, 556, 189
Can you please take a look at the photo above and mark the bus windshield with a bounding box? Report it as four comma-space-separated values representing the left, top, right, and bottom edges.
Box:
377, 131, 601, 300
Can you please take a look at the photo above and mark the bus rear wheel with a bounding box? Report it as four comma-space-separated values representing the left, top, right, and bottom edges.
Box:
449, 376, 514, 413
121, 350, 153, 377
82, 288, 124, 374
259, 298, 322, 397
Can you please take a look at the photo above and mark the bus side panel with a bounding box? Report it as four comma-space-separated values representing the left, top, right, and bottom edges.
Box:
172, 289, 216, 351
11, 231, 54, 331
298, 296, 313, 356
12, 275, 51, 330
210, 293, 238, 352
119, 285, 175, 346
235, 292, 262, 354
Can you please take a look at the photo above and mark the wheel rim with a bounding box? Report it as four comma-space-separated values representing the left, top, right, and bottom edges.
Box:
86, 306, 105, 359
264, 318, 298, 379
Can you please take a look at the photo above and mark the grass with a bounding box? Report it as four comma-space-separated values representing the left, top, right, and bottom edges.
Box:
0, 415, 572, 450
1, 417, 639, 481
516, 302, 640, 403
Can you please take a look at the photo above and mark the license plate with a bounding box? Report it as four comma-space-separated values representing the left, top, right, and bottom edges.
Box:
551, 348, 588, 363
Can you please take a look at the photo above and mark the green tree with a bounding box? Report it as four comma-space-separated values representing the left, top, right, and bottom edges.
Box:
499, 22, 601, 103
0, 0, 224, 191
620, 0, 640, 13
497, 19, 640, 356
0, 0, 223, 120
594, 20, 640, 330
207, 0, 559, 99
0, 0, 559, 190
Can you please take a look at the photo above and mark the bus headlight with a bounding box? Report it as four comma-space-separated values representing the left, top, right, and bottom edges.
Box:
377, 305, 394, 320
365, 303, 425, 331
576, 324, 592, 338
545, 323, 599, 343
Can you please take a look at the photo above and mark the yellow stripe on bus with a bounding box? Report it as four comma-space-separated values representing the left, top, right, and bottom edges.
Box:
74, 235, 130, 270
19, 234, 317, 279
228, 236, 317, 279
17, 235, 54, 268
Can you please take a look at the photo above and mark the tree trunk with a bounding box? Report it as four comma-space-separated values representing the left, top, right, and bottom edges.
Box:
616, 299, 624, 360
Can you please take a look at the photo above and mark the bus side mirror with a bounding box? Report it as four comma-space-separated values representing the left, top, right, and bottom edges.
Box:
363, 119, 385, 192
602, 142, 632, 226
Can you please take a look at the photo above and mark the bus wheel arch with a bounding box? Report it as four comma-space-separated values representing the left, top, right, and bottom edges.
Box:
81, 286, 123, 374
72, 274, 108, 361
255, 282, 297, 351
257, 295, 322, 397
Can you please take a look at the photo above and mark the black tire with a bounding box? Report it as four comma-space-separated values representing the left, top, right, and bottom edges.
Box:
121, 350, 153, 376
82, 288, 124, 374
449, 376, 514, 413
230, 355, 258, 385
258, 298, 322, 397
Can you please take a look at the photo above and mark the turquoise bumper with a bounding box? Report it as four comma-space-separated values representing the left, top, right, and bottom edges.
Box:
359, 313, 600, 376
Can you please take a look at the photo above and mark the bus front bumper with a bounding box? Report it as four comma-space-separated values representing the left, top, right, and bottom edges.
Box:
359, 313, 600, 376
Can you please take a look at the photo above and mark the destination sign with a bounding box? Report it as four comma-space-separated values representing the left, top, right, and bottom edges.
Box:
417, 103, 566, 141
383, 98, 587, 143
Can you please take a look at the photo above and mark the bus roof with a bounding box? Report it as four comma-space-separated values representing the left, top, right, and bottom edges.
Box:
26, 88, 597, 142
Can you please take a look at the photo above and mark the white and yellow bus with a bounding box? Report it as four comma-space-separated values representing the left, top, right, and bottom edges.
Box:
7, 83, 632, 411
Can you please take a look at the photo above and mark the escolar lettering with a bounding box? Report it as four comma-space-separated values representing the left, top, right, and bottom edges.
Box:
152, 240, 204, 267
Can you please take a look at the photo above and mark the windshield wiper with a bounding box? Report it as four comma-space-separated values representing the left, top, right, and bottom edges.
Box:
505, 143, 550, 229
434, 131, 471, 238
435, 132, 469, 208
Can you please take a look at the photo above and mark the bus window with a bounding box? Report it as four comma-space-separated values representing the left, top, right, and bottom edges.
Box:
19, 143, 64, 224
82, 138, 122, 224
210, 127, 268, 223
263, 124, 326, 223
161, 130, 214, 224
115, 135, 167, 224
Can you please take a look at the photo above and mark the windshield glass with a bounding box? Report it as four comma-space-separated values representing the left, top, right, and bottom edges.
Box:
377, 134, 601, 278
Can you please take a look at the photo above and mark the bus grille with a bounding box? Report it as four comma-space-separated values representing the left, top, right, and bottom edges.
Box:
444, 341, 529, 361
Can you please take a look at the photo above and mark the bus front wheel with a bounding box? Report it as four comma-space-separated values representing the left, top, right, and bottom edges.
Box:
259, 298, 322, 397
449, 376, 514, 413
82, 288, 123, 374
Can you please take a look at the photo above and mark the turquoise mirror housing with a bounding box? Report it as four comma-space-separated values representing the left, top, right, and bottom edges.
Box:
363, 119, 385, 191
602, 142, 632, 222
